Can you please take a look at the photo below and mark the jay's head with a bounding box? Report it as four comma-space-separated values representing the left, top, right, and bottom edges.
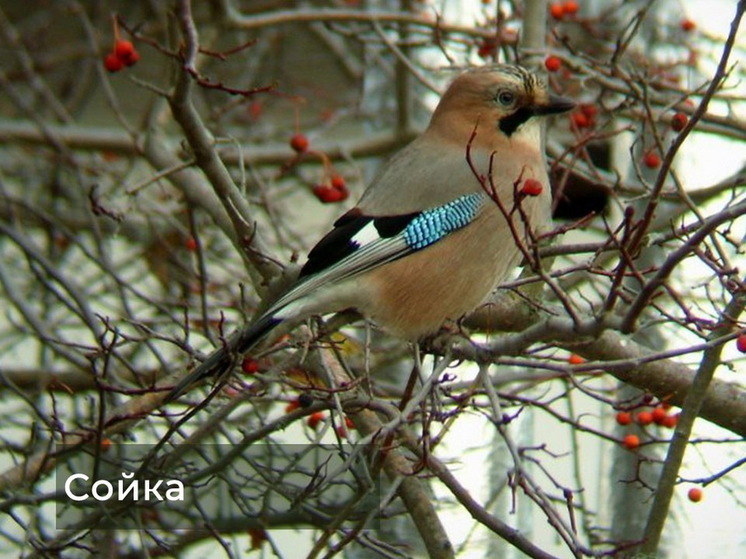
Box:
430, 64, 574, 144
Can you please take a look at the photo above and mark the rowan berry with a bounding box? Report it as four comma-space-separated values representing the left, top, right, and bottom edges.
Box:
622, 434, 640, 449
687, 487, 703, 502
545, 55, 562, 72
290, 133, 309, 153
636, 411, 653, 426
520, 178, 543, 196
616, 411, 633, 426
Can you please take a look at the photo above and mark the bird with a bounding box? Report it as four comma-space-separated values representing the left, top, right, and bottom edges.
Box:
165, 64, 574, 402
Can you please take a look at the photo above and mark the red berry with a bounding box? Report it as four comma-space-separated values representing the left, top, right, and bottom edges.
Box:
567, 353, 584, 365
307, 411, 324, 429
736, 333, 746, 353
545, 55, 562, 72
662, 414, 679, 429
290, 133, 309, 153
241, 357, 260, 374
344, 416, 355, 430
622, 434, 640, 450
330, 174, 346, 190
335, 425, 348, 438
652, 406, 667, 425
477, 38, 497, 59
643, 152, 661, 169
687, 487, 703, 502
285, 399, 301, 413
671, 112, 688, 132
184, 237, 198, 251
104, 52, 124, 72
549, 3, 565, 19
580, 103, 598, 119
313, 184, 347, 203
114, 40, 134, 58
563, 1, 579, 15
616, 411, 633, 426
681, 19, 696, 32
571, 112, 591, 128
520, 178, 543, 197
122, 49, 140, 67
100, 438, 112, 452
636, 411, 653, 426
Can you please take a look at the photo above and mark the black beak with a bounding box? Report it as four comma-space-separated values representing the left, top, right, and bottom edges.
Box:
533, 95, 575, 116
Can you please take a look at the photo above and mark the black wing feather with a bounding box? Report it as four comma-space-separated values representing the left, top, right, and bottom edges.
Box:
300, 211, 419, 279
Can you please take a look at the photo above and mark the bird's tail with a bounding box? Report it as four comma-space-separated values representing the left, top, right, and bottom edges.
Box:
164, 314, 281, 403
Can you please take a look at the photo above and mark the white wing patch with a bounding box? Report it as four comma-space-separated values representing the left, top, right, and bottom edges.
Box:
350, 221, 381, 248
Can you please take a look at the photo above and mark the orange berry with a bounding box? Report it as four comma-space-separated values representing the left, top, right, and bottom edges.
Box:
662, 414, 679, 429
104, 52, 123, 72
652, 406, 667, 425
736, 333, 746, 353
636, 411, 654, 426
549, 3, 565, 19
671, 112, 688, 132
681, 19, 696, 32
307, 411, 324, 430
622, 434, 640, 450
563, 1, 579, 15
687, 487, 703, 502
520, 178, 543, 196
100, 438, 112, 452
290, 133, 309, 153
568, 353, 584, 365
285, 399, 301, 413
615, 411, 633, 426
643, 152, 661, 169
545, 55, 562, 72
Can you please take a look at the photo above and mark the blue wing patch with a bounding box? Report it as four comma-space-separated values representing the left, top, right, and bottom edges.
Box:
268, 193, 486, 317
403, 193, 483, 250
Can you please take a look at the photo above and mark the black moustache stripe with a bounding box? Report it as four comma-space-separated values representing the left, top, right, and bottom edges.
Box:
499, 107, 533, 137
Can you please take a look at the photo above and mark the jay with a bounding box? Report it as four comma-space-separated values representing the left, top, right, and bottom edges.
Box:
167, 64, 574, 401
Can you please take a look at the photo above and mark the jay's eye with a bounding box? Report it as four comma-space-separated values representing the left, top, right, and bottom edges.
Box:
496, 90, 516, 106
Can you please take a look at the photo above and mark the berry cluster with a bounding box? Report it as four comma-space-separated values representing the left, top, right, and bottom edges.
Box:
104, 39, 140, 73
549, 1, 580, 20
571, 103, 598, 130
287, 132, 351, 204
616, 398, 680, 451
313, 174, 349, 204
